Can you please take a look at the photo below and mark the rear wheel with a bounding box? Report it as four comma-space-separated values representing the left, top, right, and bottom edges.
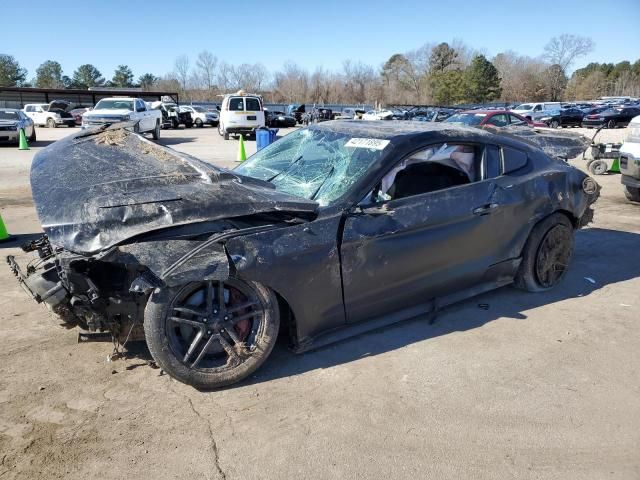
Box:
152, 120, 160, 140
195, 118, 203, 128
185, 122, 193, 129
550, 120, 560, 128
29, 128, 36, 142
144, 278, 280, 389
46, 118, 56, 128
588, 159, 608, 175
624, 186, 640, 203
514, 213, 574, 292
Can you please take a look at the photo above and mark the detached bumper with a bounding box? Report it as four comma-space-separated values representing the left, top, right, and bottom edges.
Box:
6, 254, 66, 306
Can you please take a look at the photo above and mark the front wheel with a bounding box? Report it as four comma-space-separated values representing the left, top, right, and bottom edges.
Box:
195, 118, 203, 128
46, 118, 56, 128
624, 186, 640, 203
152, 120, 160, 140
144, 278, 280, 389
514, 213, 574, 292
29, 128, 36, 142
607, 119, 616, 129
550, 120, 559, 128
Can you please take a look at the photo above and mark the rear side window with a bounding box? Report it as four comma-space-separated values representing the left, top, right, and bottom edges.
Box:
245, 97, 261, 111
487, 114, 508, 127
502, 146, 528, 173
483, 146, 502, 179
25, 105, 33, 112
228, 97, 244, 111
509, 114, 527, 125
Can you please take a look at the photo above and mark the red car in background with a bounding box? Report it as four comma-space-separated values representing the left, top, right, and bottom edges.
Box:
69, 107, 91, 126
445, 110, 547, 128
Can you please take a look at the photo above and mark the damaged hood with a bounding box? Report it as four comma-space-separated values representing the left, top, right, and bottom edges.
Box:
483, 125, 591, 160
30, 124, 318, 254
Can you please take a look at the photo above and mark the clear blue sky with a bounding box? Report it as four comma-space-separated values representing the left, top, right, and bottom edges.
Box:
2, 0, 639, 80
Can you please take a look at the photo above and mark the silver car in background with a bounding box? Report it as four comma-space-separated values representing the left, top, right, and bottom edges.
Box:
0, 108, 35, 144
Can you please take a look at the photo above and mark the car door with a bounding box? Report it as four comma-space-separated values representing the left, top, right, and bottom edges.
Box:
135, 100, 149, 130
339, 142, 514, 325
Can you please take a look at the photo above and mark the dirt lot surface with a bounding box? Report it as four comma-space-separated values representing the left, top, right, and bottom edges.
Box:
0, 125, 638, 480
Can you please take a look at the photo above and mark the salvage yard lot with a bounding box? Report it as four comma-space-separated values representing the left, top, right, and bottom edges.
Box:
0, 125, 638, 479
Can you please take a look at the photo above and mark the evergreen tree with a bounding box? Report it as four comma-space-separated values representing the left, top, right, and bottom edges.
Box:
111, 65, 134, 88
35, 60, 64, 88
464, 55, 502, 103
0, 54, 27, 86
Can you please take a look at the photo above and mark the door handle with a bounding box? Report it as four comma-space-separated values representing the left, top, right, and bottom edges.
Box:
473, 203, 499, 215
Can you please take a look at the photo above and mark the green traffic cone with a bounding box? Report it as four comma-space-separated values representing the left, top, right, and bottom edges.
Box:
237, 134, 247, 162
18, 129, 29, 150
0, 213, 10, 242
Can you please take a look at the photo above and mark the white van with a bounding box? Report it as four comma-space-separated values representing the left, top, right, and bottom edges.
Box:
218, 91, 265, 140
512, 102, 562, 121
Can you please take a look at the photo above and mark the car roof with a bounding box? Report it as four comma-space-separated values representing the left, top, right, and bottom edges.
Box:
310, 119, 493, 140
0, 108, 20, 112
458, 110, 507, 115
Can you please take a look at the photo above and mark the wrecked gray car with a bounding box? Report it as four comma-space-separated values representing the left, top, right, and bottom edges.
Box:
7, 121, 599, 389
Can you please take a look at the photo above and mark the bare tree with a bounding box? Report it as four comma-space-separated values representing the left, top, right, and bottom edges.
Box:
195, 51, 217, 90
174, 55, 190, 92
543, 34, 594, 72
273, 62, 309, 103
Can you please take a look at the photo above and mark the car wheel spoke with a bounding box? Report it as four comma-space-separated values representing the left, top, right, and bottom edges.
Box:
191, 334, 218, 369
169, 316, 204, 329
226, 300, 260, 315
183, 329, 204, 363
173, 306, 206, 318
217, 335, 241, 365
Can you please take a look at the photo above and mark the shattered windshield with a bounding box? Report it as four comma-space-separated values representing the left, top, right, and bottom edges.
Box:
234, 128, 389, 206
94, 100, 134, 111
445, 113, 485, 125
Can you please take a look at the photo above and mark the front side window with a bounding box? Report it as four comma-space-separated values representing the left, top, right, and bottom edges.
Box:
509, 114, 527, 125
373, 143, 479, 202
487, 114, 508, 127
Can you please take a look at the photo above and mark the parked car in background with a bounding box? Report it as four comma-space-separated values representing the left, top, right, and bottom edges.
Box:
511, 102, 562, 121
179, 105, 219, 127
538, 107, 585, 128
23, 101, 75, 128
302, 107, 333, 124
82, 97, 162, 139
287, 104, 306, 124
337, 107, 366, 120
445, 110, 545, 128
0, 108, 35, 144
619, 115, 640, 202
362, 109, 394, 121
218, 90, 265, 140
70, 107, 91, 126
411, 108, 457, 122
581, 106, 640, 129
265, 110, 296, 128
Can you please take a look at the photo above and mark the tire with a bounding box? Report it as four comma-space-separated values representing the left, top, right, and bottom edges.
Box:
46, 118, 56, 128
624, 186, 640, 203
195, 118, 203, 128
133, 122, 140, 134
29, 128, 36, 142
152, 120, 160, 140
607, 119, 616, 129
172, 118, 179, 129
185, 122, 193, 129
514, 213, 574, 292
588, 159, 608, 175
550, 120, 559, 128
144, 278, 280, 389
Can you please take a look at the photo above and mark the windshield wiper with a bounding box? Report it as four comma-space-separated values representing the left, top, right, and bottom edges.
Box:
310, 165, 336, 200
266, 155, 303, 182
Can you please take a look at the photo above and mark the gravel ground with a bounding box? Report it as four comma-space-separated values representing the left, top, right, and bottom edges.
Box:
0, 124, 638, 480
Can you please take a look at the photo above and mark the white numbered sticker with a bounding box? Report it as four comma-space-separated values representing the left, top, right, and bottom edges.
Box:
345, 138, 390, 150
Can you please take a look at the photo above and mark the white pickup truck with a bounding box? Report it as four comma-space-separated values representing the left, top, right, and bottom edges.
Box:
82, 97, 162, 139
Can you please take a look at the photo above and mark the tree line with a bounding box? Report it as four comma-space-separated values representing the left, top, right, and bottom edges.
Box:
2, 35, 639, 105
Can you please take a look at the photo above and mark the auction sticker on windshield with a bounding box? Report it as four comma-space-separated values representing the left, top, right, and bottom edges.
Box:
345, 138, 390, 150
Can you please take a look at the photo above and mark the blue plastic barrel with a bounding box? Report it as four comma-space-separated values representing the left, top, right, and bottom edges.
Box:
256, 128, 270, 151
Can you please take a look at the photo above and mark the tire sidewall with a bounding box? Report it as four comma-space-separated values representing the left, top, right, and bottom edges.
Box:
144, 279, 280, 389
